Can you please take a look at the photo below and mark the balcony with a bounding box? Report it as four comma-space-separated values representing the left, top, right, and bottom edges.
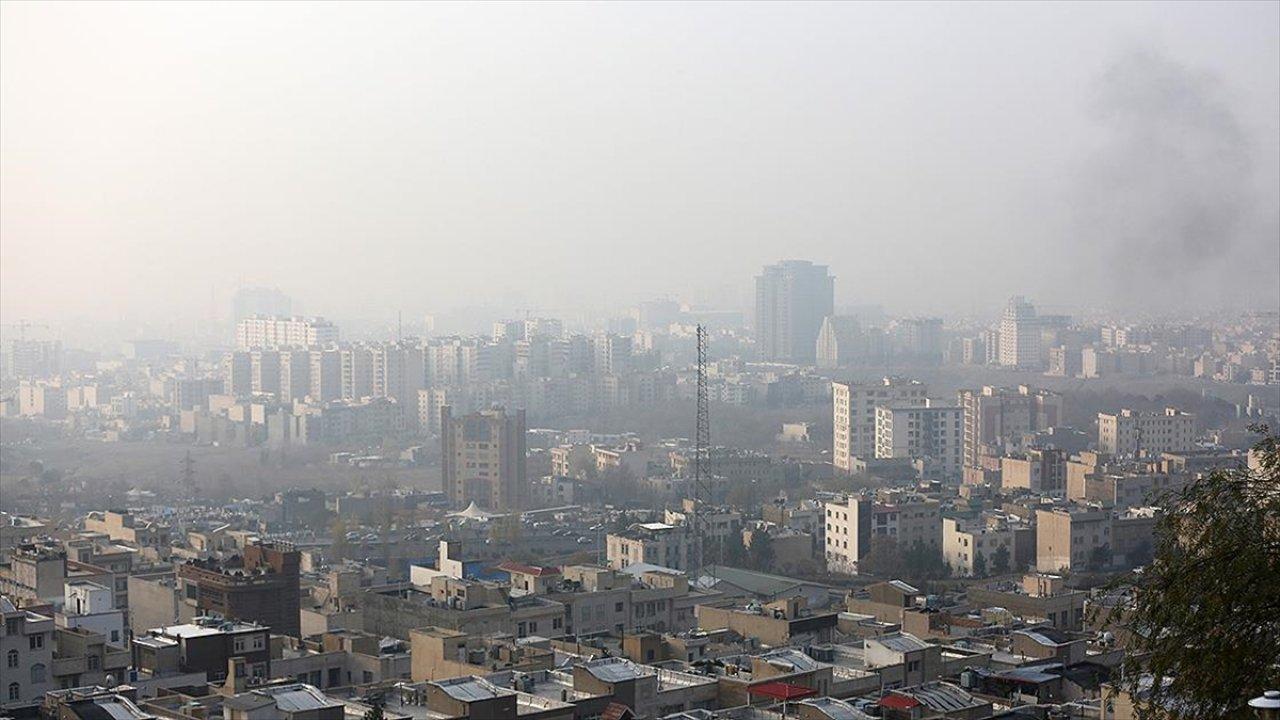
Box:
52, 655, 87, 677
106, 648, 131, 670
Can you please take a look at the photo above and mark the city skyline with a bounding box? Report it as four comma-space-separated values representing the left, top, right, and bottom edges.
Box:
0, 4, 1277, 716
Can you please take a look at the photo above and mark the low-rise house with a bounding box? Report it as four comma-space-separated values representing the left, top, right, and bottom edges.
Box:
132, 619, 270, 681
878, 681, 992, 720
421, 675, 575, 720
864, 633, 942, 688
1010, 628, 1085, 666
51, 624, 130, 690
223, 683, 344, 720
696, 597, 837, 648
573, 657, 717, 718
42, 687, 156, 720
410, 627, 554, 681
966, 574, 1086, 631
1, 595, 54, 707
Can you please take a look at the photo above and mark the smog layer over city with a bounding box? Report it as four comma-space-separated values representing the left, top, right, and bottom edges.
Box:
0, 4, 1277, 720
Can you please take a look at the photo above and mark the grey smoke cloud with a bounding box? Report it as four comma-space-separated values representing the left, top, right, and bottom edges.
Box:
1, 3, 1275, 333
1073, 47, 1269, 309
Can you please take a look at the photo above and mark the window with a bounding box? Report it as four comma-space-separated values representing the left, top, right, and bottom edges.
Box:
29, 634, 43, 650
6, 650, 17, 668
8, 683, 19, 701
5, 619, 19, 635
32, 663, 46, 684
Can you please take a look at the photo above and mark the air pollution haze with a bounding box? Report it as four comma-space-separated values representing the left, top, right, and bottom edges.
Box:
1069, 46, 1277, 310
3, 6, 1280, 709
1, 1, 1277, 335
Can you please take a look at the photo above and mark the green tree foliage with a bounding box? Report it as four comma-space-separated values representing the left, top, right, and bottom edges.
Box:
857, 536, 903, 578
857, 537, 949, 586
601, 465, 656, 507
972, 551, 987, 577
991, 544, 1011, 575
330, 517, 349, 563
725, 481, 761, 510
747, 531, 776, 573
1087, 544, 1113, 572
903, 540, 950, 584
1100, 429, 1280, 719
715, 531, 748, 568
362, 696, 385, 720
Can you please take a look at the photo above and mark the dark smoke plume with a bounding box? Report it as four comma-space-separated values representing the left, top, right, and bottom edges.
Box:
1072, 47, 1272, 310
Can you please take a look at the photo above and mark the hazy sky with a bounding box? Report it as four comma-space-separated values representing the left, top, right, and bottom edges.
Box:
2, 1, 1277, 331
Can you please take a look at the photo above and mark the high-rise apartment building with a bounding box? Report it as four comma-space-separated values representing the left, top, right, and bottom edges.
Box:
635, 300, 681, 331
960, 337, 987, 365
222, 351, 253, 397
815, 316, 863, 369
754, 260, 834, 363
250, 350, 282, 397
832, 378, 928, 473
235, 316, 338, 350
340, 345, 375, 400
592, 333, 632, 376
894, 317, 943, 359
959, 385, 1064, 466
874, 401, 964, 480
231, 287, 292, 321
999, 296, 1040, 369
440, 407, 527, 511
277, 350, 312, 403
5, 339, 62, 380
308, 349, 342, 403
1097, 408, 1196, 457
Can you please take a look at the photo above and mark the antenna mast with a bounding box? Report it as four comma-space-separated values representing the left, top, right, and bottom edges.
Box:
692, 324, 713, 578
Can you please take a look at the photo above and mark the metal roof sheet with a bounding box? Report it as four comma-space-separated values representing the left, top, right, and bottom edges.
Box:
434, 676, 510, 702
